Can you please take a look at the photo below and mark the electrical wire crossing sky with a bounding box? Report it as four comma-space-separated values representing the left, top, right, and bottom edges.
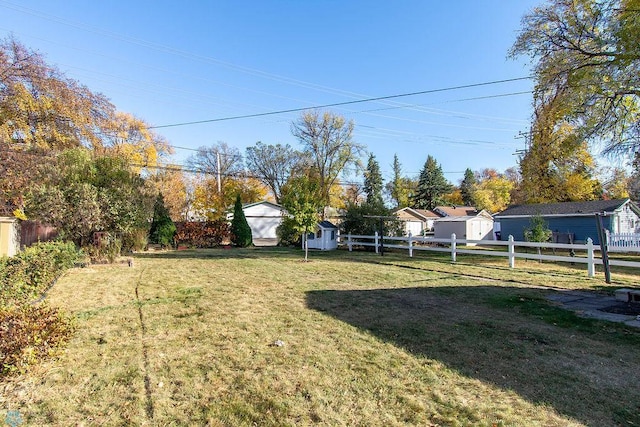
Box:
0, 0, 542, 183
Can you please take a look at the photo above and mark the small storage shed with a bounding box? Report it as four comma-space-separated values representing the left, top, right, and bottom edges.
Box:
241, 201, 285, 246
306, 221, 338, 250
0, 217, 20, 257
433, 212, 494, 245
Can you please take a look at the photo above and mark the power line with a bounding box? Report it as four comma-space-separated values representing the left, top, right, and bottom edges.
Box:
148, 77, 533, 129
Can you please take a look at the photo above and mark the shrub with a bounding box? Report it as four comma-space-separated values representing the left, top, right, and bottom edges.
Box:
174, 221, 230, 248
0, 241, 80, 306
0, 304, 75, 376
122, 228, 149, 253
85, 233, 122, 263
230, 195, 252, 247
0, 241, 79, 377
149, 194, 176, 248
524, 214, 553, 243
277, 216, 301, 247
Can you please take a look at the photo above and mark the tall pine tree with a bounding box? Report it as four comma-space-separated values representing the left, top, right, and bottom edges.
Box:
413, 155, 452, 210
386, 154, 412, 208
460, 168, 476, 206
363, 153, 384, 206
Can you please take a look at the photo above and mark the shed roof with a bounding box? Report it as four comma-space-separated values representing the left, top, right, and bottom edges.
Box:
318, 220, 338, 229
494, 199, 637, 218
435, 215, 493, 222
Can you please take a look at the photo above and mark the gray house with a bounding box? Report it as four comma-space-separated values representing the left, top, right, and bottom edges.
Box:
493, 199, 640, 244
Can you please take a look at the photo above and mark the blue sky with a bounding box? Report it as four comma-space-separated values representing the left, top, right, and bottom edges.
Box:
0, 0, 542, 184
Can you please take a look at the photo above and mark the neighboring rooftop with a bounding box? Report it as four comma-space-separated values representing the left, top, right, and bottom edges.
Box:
434, 206, 479, 217
495, 199, 634, 218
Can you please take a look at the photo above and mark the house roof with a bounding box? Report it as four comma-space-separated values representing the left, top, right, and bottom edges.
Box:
494, 199, 637, 218
318, 220, 338, 229
394, 207, 438, 221
434, 206, 479, 217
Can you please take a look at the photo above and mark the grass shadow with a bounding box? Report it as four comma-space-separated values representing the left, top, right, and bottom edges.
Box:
306, 285, 640, 426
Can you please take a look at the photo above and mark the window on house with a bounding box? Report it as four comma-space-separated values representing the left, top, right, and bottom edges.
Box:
331, 230, 335, 240
317, 229, 322, 238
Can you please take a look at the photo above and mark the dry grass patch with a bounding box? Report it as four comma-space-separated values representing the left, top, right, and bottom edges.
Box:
1, 248, 639, 425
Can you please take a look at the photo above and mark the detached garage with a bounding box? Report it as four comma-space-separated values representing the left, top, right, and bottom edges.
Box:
242, 201, 286, 246
433, 212, 494, 245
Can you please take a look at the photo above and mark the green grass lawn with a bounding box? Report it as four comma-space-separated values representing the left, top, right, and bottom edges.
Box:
2, 247, 640, 426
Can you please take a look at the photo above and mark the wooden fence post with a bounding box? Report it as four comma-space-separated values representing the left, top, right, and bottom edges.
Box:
508, 235, 515, 268
348, 233, 352, 252
374, 231, 379, 254
586, 238, 595, 278
451, 233, 457, 263
408, 232, 413, 258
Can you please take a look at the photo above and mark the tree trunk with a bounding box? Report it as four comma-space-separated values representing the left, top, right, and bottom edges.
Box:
304, 233, 309, 261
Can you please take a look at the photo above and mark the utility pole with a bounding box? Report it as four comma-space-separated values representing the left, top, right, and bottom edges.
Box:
595, 213, 611, 284
216, 150, 222, 194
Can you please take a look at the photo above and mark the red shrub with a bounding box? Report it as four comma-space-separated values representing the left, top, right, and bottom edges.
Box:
174, 220, 230, 248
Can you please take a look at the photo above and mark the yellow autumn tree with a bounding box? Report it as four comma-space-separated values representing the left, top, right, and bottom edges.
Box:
192, 176, 267, 221
473, 176, 514, 213
518, 85, 601, 203
99, 112, 172, 172
147, 169, 190, 221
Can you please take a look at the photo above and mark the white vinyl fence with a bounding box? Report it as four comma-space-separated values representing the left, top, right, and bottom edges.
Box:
606, 231, 640, 252
340, 232, 640, 278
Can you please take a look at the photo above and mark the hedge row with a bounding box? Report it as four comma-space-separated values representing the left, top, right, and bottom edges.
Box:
0, 241, 80, 376
174, 221, 230, 248
0, 241, 79, 307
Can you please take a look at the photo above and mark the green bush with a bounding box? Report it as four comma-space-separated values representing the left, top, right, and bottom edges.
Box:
149, 194, 176, 247
0, 241, 80, 307
277, 216, 302, 247
122, 228, 149, 253
230, 195, 252, 247
0, 241, 79, 377
84, 233, 122, 263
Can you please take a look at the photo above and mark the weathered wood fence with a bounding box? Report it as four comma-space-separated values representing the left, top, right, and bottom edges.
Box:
340, 232, 640, 278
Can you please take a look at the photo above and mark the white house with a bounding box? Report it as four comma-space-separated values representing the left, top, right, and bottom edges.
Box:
394, 207, 439, 236
241, 201, 286, 246
306, 221, 339, 250
433, 211, 494, 245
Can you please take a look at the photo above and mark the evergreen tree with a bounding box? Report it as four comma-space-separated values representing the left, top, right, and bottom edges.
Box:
363, 153, 384, 206
412, 155, 453, 210
230, 194, 253, 247
386, 154, 414, 208
460, 168, 476, 206
149, 193, 176, 247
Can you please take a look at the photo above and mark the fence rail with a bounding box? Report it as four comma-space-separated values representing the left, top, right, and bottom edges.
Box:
606, 231, 640, 252
340, 232, 640, 278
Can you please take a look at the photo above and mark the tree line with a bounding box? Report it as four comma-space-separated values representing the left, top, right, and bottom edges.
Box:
4, 0, 640, 254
